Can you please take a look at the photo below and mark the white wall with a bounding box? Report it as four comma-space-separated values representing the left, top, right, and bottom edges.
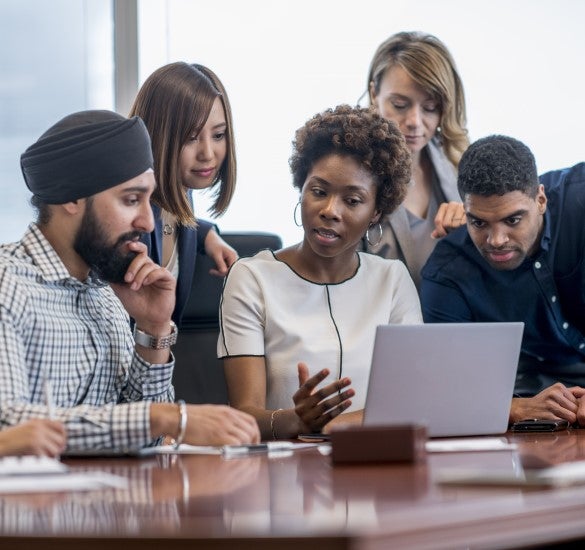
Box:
1, 1, 583, 246
136, 0, 584, 246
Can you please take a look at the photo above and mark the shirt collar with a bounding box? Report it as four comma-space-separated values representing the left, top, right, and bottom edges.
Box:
539, 209, 552, 252
24, 223, 106, 288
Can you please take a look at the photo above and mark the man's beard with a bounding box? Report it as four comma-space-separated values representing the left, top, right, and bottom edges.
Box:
73, 202, 143, 284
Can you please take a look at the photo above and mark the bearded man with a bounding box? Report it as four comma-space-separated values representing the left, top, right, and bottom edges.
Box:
0, 110, 258, 451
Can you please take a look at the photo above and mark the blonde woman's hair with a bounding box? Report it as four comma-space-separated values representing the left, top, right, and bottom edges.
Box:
367, 31, 469, 167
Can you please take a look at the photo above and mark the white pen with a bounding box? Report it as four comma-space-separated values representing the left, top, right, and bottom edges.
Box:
43, 379, 55, 420
222, 442, 294, 456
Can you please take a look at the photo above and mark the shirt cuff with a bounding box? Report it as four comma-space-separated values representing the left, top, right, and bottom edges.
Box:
110, 401, 153, 450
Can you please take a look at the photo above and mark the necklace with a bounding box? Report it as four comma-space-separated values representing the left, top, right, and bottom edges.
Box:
161, 210, 176, 236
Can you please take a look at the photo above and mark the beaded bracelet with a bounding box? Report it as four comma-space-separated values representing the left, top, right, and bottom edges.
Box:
270, 408, 283, 440
174, 399, 188, 449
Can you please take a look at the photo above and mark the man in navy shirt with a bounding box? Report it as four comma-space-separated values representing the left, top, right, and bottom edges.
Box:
420, 134, 585, 425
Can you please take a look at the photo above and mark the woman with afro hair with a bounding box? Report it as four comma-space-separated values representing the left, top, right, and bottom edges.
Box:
218, 105, 422, 440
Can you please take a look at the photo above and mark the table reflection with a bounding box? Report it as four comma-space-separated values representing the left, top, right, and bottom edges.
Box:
0, 452, 262, 536
508, 430, 585, 468
2, 433, 585, 540
225, 448, 435, 535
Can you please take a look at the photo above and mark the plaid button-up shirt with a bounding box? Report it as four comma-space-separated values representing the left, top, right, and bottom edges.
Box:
0, 224, 175, 451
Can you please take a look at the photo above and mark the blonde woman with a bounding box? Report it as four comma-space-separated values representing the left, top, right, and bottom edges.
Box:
365, 31, 470, 289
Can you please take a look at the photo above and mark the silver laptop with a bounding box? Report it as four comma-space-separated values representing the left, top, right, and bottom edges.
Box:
363, 323, 524, 437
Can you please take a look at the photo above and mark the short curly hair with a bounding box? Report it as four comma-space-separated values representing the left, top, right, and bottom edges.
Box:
458, 135, 539, 199
289, 104, 411, 216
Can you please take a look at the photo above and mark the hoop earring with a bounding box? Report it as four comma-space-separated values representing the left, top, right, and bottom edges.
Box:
293, 201, 302, 227
366, 222, 383, 247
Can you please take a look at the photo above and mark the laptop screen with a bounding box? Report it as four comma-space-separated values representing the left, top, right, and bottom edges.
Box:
363, 322, 524, 437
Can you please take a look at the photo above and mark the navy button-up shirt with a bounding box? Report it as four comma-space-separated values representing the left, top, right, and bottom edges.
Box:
420, 162, 585, 393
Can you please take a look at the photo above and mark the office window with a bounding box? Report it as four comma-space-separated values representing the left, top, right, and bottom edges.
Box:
2, 1, 584, 246
0, 0, 113, 243
137, 0, 585, 246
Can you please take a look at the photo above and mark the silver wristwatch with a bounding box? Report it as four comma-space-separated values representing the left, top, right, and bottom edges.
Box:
133, 321, 178, 349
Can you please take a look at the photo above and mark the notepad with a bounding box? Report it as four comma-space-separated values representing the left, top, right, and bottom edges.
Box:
153, 444, 223, 455
0, 456, 68, 476
437, 460, 585, 488
426, 438, 517, 453
152, 442, 323, 456
0, 456, 128, 494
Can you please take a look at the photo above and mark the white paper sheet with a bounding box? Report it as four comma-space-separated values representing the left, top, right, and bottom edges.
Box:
153, 444, 223, 455
153, 442, 323, 456
436, 460, 585, 488
0, 456, 68, 475
0, 472, 128, 494
426, 437, 517, 453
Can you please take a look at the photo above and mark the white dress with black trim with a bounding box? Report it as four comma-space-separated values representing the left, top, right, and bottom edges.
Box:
218, 250, 422, 411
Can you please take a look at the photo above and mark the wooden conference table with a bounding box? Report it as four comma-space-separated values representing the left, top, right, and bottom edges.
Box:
3, 430, 585, 549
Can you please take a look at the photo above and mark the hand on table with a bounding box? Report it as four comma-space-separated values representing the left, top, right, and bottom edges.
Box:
0, 419, 67, 457
510, 383, 582, 425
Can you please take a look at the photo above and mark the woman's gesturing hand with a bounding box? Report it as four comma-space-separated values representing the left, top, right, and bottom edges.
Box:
293, 362, 354, 433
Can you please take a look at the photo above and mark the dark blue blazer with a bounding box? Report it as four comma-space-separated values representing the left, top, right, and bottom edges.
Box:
143, 201, 214, 327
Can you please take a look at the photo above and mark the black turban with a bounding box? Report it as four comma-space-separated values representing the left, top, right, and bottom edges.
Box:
20, 110, 154, 204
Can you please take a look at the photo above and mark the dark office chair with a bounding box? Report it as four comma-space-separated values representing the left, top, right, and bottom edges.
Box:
172, 231, 283, 404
